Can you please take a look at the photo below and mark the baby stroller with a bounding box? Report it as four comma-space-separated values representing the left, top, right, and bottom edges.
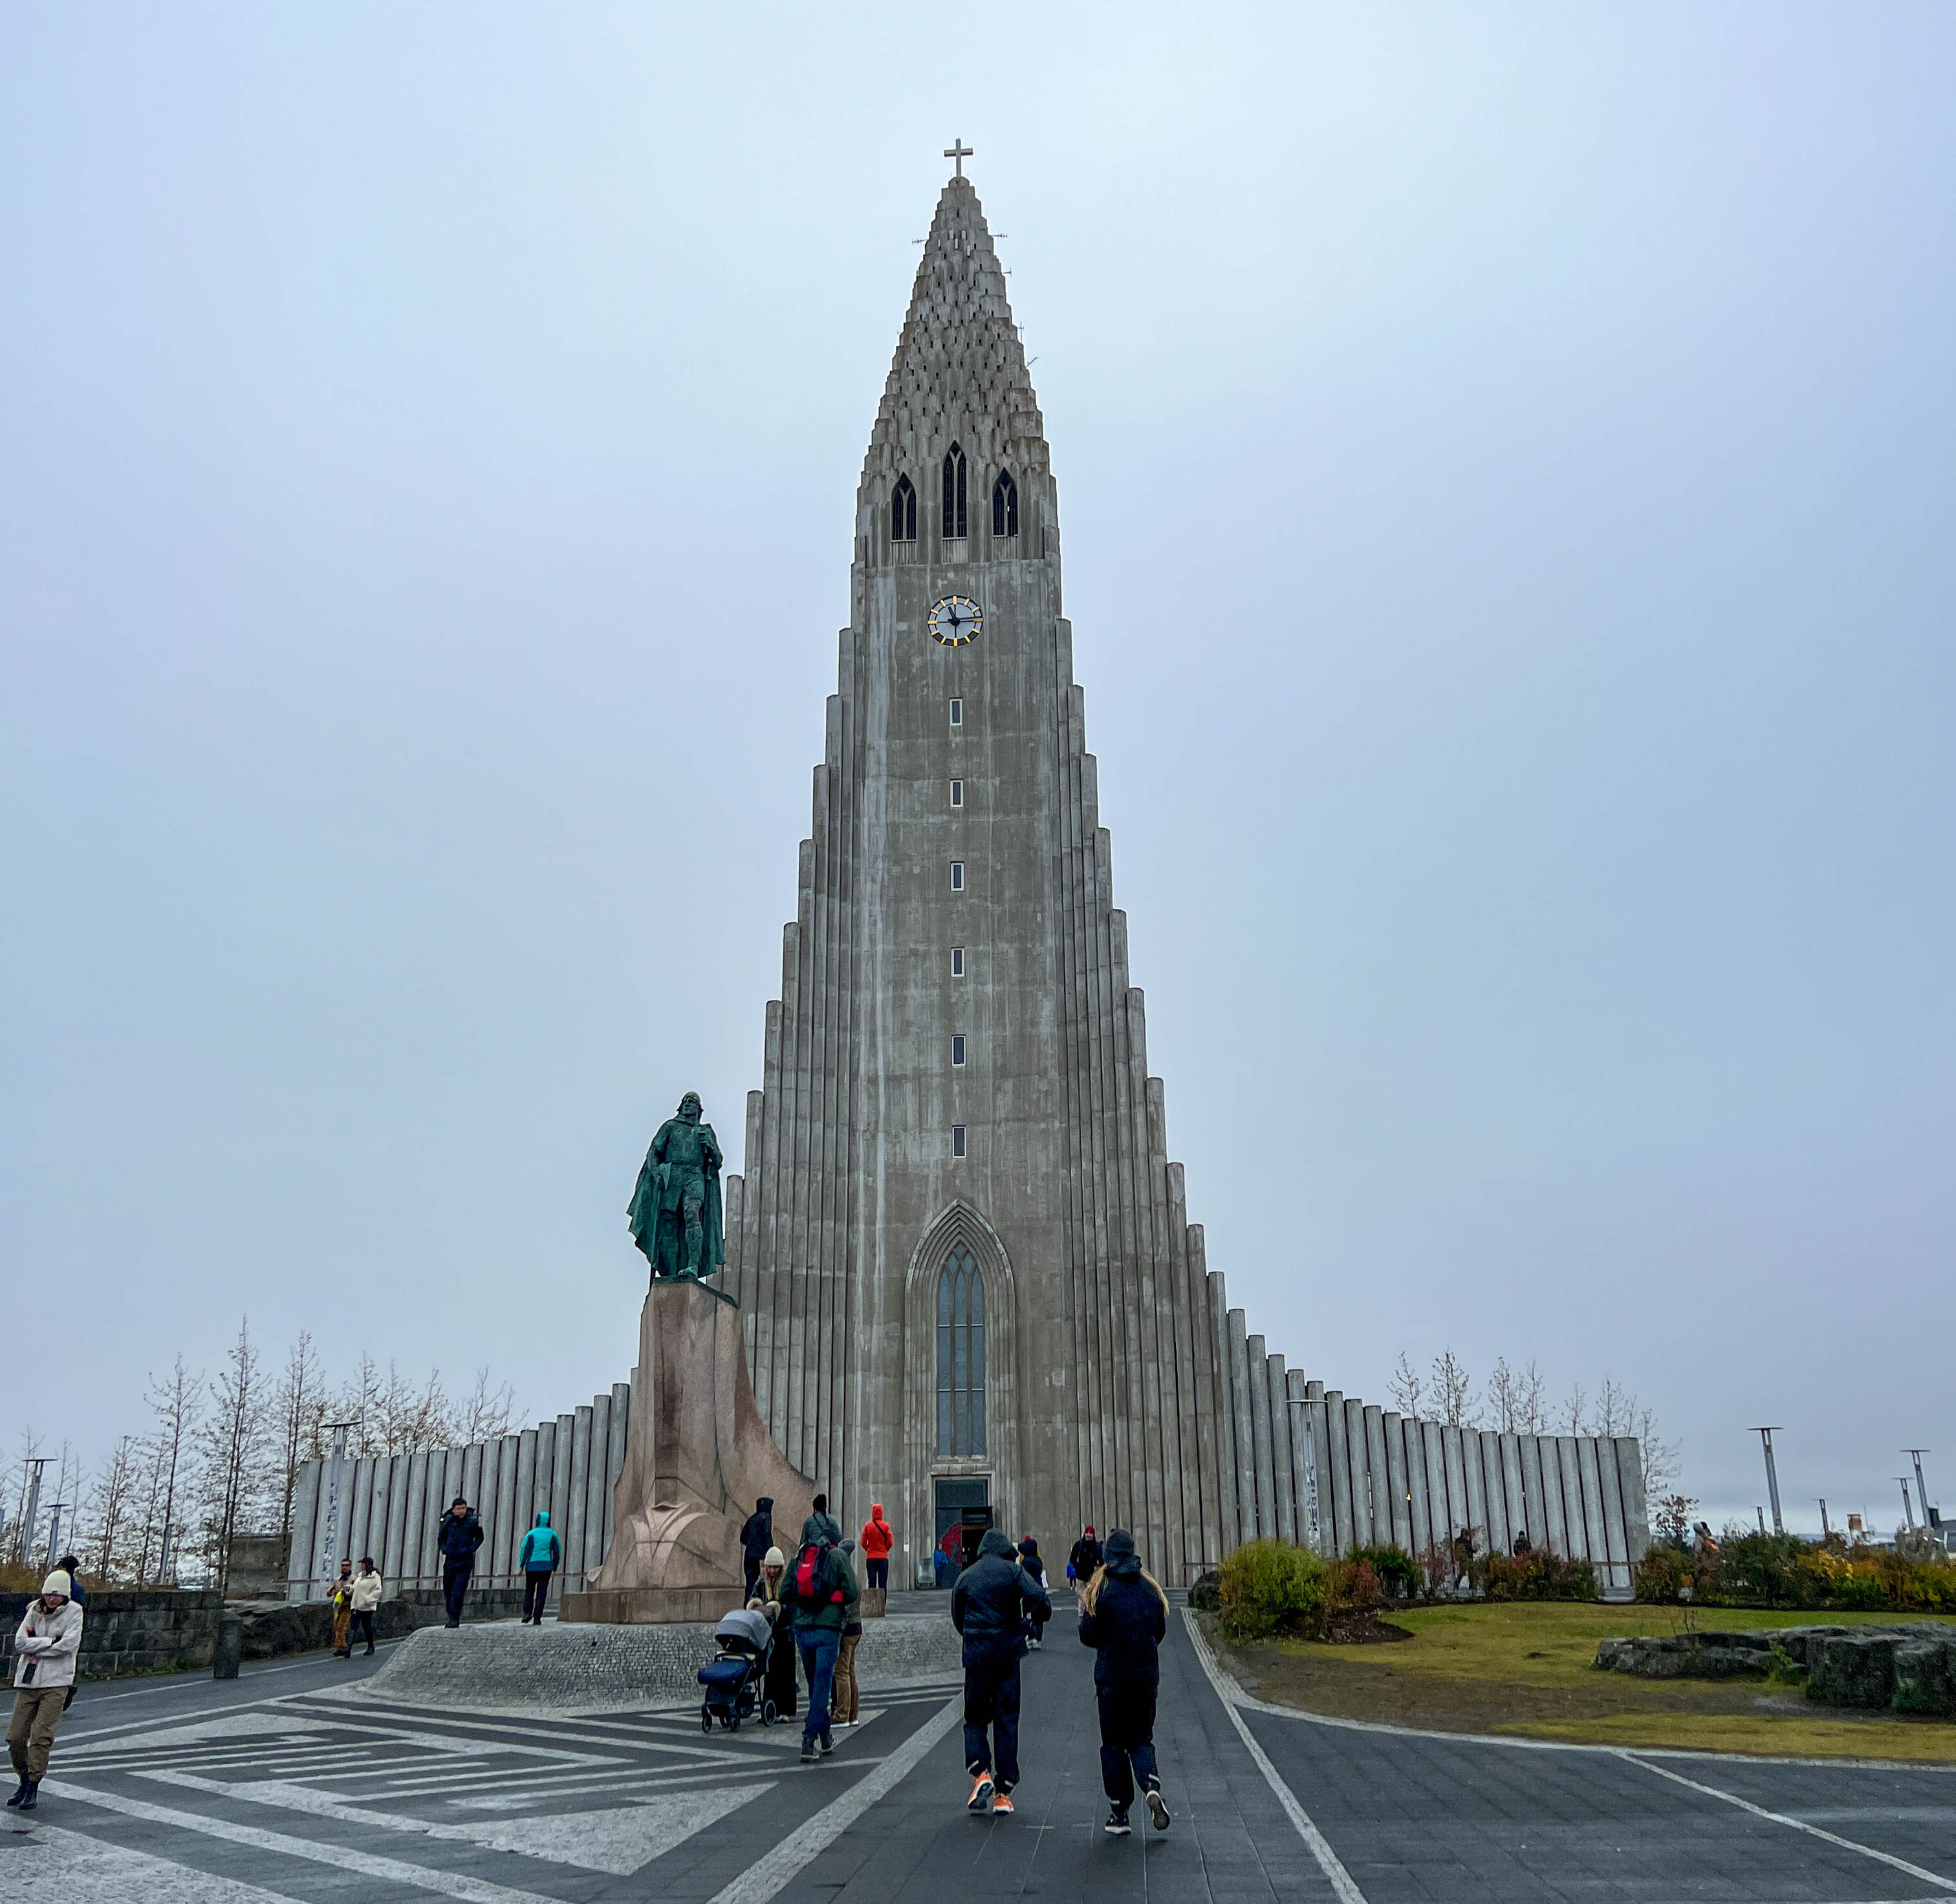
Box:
699, 1605, 777, 1733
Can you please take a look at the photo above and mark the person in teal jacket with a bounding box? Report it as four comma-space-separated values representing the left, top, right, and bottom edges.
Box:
519, 1511, 561, 1625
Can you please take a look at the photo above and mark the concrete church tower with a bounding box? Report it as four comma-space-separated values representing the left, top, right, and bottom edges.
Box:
719, 167, 1231, 1588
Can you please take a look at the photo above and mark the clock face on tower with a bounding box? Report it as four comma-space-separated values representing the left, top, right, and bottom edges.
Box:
928, 594, 982, 647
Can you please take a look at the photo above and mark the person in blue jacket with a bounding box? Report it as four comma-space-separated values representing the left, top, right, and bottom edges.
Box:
1077, 1528, 1170, 1836
519, 1510, 561, 1625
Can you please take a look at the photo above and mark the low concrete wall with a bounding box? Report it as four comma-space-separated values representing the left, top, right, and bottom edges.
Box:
0, 1585, 528, 1681
358, 1610, 964, 1713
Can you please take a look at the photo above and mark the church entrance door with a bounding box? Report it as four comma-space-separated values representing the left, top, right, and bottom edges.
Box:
931, 1476, 989, 1588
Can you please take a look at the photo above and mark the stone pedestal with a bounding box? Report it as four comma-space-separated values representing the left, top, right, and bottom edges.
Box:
560, 1281, 815, 1625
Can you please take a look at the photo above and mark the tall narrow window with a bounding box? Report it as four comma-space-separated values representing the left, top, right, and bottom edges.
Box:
950, 861, 964, 891
937, 1245, 985, 1456
951, 1124, 968, 1160
950, 779, 964, 808
942, 443, 968, 539
992, 469, 1018, 538
891, 475, 917, 542
951, 946, 965, 977
948, 698, 963, 729
951, 1034, 966, 1066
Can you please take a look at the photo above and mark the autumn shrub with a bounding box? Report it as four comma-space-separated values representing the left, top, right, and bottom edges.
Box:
1330, 1559, 1382, 1613
1349, 1543, 1420, 1599
1477, 1547, 1598, 1602
1634, 1547, 1693, 1604
1217, 1539, 1332, 1644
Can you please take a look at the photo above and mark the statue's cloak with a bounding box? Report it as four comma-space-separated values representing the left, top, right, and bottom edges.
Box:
627, 1119, 726, 1276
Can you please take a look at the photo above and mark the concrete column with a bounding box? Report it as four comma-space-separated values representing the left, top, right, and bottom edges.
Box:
1307, 1399, 1334, 1557
1195, 1248, 1230, 1564
1226, 1306, 1257, 1541
1267, 1356, 1296, 1546
512, 1428, 538, 1565
1520, 1435, 1549, 1554
1574, 1436, 1609, 1572
347, 1460, 374, 1574
1383, 1414, 1413, 1552
1245, 1332, 1276, 1542
1440, 1427, 1468, 1544
1345, 1400, 1373, 1548
1543, 1438, 1574, 1557
1364, 1407, 1389, 1551
382, 1455, 410, 1588
583, 1394, 613, 1583
1286, 1371, 1320, 1552
1325, 1392, 1353, 1556
287, 1461, 320, 1598
566, 1405, 594, 1586
603, 1381, 631, 1561
1614, 1436, 1650, 1563
754, 996, 785, 1439
1404, 1418, 1432, 1560
493, 1434, 520, 1585
1461, 1429, 1488, 1556
547, 1414, 574, 1598
1421, 1423, 1449, 1555
1479, 1431, 1510, 1556
1597, 1439, 1633, 1599
1498, 1434, 1527, 1554
400, 1452, 429, 1587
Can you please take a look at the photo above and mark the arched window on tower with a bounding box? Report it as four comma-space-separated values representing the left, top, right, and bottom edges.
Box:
992, 469, 1018, 539
936, 1244, 986, 1456
942, 443, 968, 540
891, 475, 917, 543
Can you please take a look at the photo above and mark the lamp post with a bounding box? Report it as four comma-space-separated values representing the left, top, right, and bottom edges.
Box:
1904, 1449, 1935, 1528
42, 1504, 67, 1577
1748, 1428, 1785, 1535
16, 1458, 47, 1573
1818, 1498, 1831, 1541
1897, 1477, 1917, 1532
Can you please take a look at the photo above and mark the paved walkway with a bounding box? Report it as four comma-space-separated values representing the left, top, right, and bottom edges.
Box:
8, 1602, 1955, 1903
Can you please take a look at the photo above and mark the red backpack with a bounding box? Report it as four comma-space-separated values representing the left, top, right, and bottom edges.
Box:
794, 1542, 823, 1599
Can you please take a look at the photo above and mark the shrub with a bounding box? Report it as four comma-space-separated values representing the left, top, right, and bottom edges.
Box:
1349, 1543, 1420, 1599
1330, 1559, 1381, 1613
1186, 1570, 1221, 1613
1635, 1547, 1693, 1603
1217, 1539, 1332, 1644
1477, 1547, 1598, 1602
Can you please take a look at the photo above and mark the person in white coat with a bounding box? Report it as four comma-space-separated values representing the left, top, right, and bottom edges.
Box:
9, 1571, 83, 1812
349, 1557, 384, 1656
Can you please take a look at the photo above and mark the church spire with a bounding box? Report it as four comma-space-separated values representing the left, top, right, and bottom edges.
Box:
858, 175, 1049, 519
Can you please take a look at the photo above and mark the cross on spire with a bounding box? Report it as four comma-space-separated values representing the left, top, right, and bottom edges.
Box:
944, 138, 973, 178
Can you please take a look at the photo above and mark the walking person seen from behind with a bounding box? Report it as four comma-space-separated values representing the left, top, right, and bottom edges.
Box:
1078, 1528, 1171, 1835
437, 1497, 483, 1628
781, 1515, 858, 1763
8, 1570, 82, 1813
858, 1503, 893, 1592
1017, 1537, 1049, 1649
351, 1557, 382, 1654
739, 1497, 774, 1603
951, 1528, 1051, 1817
520, 1509, 561, 1624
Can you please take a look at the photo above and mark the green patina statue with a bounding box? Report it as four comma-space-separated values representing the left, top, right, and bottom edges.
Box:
628, 1091, 726, 1283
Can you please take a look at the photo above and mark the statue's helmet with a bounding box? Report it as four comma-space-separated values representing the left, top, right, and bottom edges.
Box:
678, 1090, 702, 1119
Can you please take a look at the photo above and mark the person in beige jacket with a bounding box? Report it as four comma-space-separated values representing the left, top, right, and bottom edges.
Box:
9, 1570, 83, 1812
349, 1557, 384, 1656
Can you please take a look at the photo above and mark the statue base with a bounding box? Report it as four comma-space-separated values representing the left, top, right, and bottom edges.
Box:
565, 1279, 815, 1625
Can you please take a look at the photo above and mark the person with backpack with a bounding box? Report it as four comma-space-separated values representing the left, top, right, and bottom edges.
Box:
1017, 1536, 1050, 1649
1078, 1528, 1170, 1836
1067, 1525, 1103, 1594
740, 1497, 774, 1603
519, 1509, 561, 1624
437, 1497, 484, 1627
780, 1516, 858, 1763
951, 1528, 1050, 1817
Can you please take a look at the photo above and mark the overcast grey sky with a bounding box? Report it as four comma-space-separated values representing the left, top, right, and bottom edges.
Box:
5, 4, 1952, 1535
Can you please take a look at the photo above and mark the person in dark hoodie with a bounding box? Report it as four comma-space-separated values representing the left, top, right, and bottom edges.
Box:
519, 1509, 561, 1624
437, 1497, 484, 1628
1078, 1527, 1170, 1835
740, 1497, 775, 1603
951, 1528, 1050, 1817
1016, 1537, 1049, 1650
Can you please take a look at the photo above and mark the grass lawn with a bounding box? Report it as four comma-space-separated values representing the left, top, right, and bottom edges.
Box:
1204, 1602, 1956, 1761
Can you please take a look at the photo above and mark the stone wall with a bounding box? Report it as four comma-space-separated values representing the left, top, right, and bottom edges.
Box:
1596, 1623, 1956, 1715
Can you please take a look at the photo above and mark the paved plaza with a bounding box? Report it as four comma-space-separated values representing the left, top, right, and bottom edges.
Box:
7, 1599, 1955, 1903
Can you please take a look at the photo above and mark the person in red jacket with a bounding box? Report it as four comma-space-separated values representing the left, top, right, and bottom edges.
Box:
860, 1504, 895, 1592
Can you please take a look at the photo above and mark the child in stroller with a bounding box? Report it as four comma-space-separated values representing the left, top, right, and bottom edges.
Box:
699, 1605, 777, 1733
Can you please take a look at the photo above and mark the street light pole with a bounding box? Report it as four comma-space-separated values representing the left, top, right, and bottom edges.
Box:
16, 1458, 47, 1572
1748, 1427, 1785, 1535
1898, 1478, 1917, 1531
42, 1504, 67, 1577
1904, 1450, 1934, 1528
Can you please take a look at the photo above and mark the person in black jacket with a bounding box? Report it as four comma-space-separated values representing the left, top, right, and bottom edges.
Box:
740, 1497, 774, 1602
1078, 1527, 1170, 1836
1067, 1526, 1103, 1594
1016, 1537, 1049, 1650
437, 1497, 484, 1627
951, 1528, 1050, 1816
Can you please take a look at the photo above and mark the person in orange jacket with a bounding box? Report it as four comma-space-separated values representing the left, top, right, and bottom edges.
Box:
859, 1504, 895, 1592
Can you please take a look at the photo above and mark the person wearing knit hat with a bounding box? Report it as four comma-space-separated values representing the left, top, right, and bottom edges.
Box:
8, 1571, 82, 1811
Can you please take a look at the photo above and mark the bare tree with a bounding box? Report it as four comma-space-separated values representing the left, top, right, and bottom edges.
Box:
1485, 1357, 1519, 1431
458, 1367, 518, 1445
1387, 1352, 1424, 1419
1559, 1382, 1588, 1436
271, 1331, 327, 1550
83, 1436, 142, 1583
378, 1365, 455, 1454
340, 1354, 386, 1458
1429, 1350, 1477, 1428
1516, 1360, 1548, 1434
196, 1319, 272, 1592
146, 1357, 203, 1586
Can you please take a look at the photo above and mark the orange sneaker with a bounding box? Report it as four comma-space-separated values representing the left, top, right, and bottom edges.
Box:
967, 1773, 994, 1813
992, 1791, 1015, 1816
